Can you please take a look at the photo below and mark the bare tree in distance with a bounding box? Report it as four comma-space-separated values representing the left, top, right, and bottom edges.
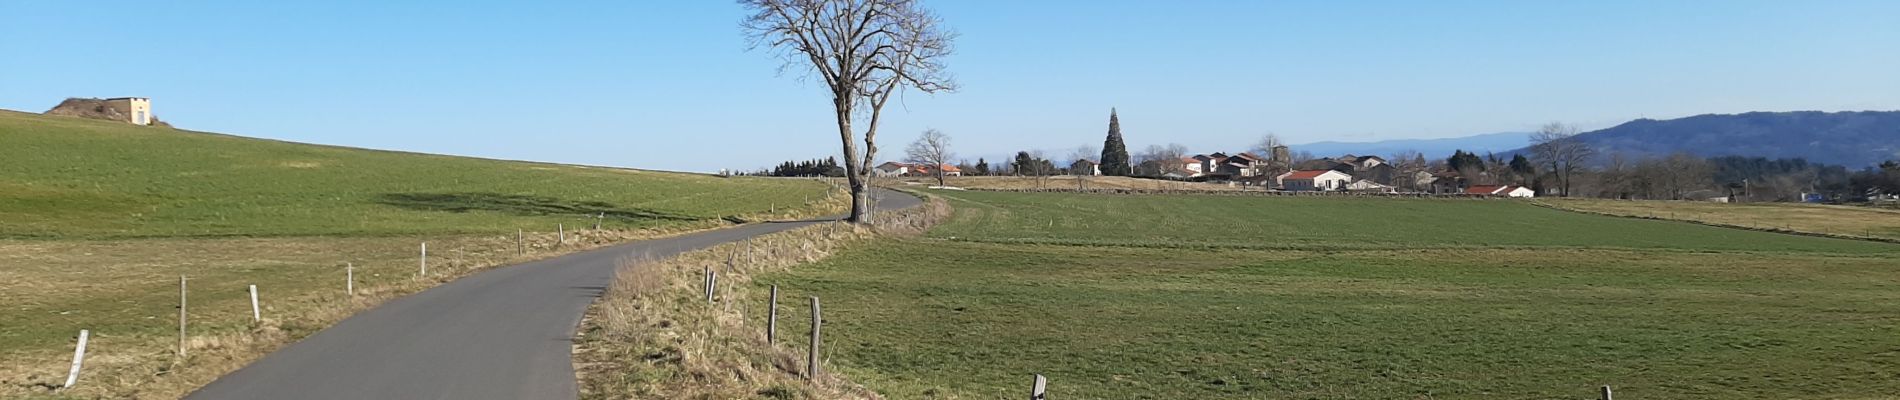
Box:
1135, 143, 1189, 176
1250, 133, 1285, 159
741, 0, 956, 223
1530, 122, 1594, 197
904, 128, 954, 187
1290, 150, 1316, 166
1029, 149, 1052, 188
1388, 150, 1425, 190
1069, 145, 1098, 166
1066, 145, 1097, 190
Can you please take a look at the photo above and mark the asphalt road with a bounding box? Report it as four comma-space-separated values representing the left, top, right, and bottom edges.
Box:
186, 189, 919, 400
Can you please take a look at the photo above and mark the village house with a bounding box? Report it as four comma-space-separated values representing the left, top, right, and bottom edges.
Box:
1298, 154, 1396, 185
1428, 172, 1465, 194
1345, 179, 1397, 193
1277, 170, 1353, 191
917, 163, 962, 177
1464, 185, 1535, 198
873, 162, 911, 177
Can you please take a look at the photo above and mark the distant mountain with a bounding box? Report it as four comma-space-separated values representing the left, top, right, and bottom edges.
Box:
1522, 111, 1900, 168
1291, 131, 1531, 159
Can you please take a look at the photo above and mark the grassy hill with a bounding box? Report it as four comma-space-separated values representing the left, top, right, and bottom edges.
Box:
759, 191, 1900, 399
0, 110, 837, 399
0, 109, 830, 238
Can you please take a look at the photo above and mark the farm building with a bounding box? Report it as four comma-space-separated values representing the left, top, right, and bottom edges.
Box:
874, 162, 960, 177
1345, 179, 1397, 193
873, 162, 911, 177
1277, 170, 1353, 191
1465, 185, 1535, 198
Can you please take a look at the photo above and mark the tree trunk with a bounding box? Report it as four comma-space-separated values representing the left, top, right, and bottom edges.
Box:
833, 98, 869, 224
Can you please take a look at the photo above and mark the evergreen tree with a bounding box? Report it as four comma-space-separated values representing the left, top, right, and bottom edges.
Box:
1447, 150, 1485, 173
1013, 151, 1036, 176
1099, 108, 1131, 176
1509, 154, 1535, 176
974, 158, 990, 176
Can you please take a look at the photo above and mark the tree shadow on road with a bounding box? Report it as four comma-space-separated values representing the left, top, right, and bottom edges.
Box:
376, 192, 700, 221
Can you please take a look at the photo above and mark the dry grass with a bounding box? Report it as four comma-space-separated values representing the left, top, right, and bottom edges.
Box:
0, 214, 842, 400
891, 175, 1249, 191
1540, 198, 1900, 241
575, 197, 950, 400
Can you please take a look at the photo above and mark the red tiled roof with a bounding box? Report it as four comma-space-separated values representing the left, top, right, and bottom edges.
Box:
937, 164, 961, 172
1282, 170, 1335, 180
1465, 185, 1521, 195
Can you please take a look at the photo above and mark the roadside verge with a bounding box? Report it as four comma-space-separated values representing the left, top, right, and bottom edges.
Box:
574, 195, 951, 399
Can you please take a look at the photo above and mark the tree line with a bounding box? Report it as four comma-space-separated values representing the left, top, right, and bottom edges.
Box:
1432, 122, 1900, 202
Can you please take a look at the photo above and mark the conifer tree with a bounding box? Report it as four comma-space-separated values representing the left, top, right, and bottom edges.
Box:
1099, 108, 1131, 176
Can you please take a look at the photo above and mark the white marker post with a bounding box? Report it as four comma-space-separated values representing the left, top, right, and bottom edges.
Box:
178, 276, 187, 357
63, 330, 89, 389
249, 284, 261, 322
1030, 374, 1048, 400
419, 242, 428, 277
706, 270, 718, 304
558, 224, 565, 245
346, 262, 355, 296
1600, 385, 1613, 400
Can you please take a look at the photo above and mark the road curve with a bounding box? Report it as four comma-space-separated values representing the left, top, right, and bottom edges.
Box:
186, 189, 921, 400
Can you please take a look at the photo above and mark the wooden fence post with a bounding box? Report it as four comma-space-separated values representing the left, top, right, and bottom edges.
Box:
178, 276, 187, 357
63, 330, 89, 389
767, 285, 779, 343
517, 229, 524, 256
1030, 373, 1048, 400
807, 296, 822, 380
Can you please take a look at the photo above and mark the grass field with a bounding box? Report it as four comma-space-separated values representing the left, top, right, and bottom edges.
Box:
1542, 198, 1900, 241
0, 110, 838, 399
0, 110, 830, 239
760, 191, 1900, 399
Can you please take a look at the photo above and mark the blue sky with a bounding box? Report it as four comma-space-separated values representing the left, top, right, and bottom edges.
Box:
4, 1, 1897, 171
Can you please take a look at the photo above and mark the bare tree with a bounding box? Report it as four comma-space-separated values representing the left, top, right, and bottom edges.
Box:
1134, 143, 1189, 176
1596, 151, 1636, 199
742, 0, 956, 223
1290, 150, 1316, 165
1654, 152, 1714, 200
1530, 122, 1594, 197
1250, 133, 1286, 159
1388, 150, 1426, 190
1067, 145, 1098, 189
1069, 145, 1098, 167
904, 128, 954, 187
1029, 149, 1052, 188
